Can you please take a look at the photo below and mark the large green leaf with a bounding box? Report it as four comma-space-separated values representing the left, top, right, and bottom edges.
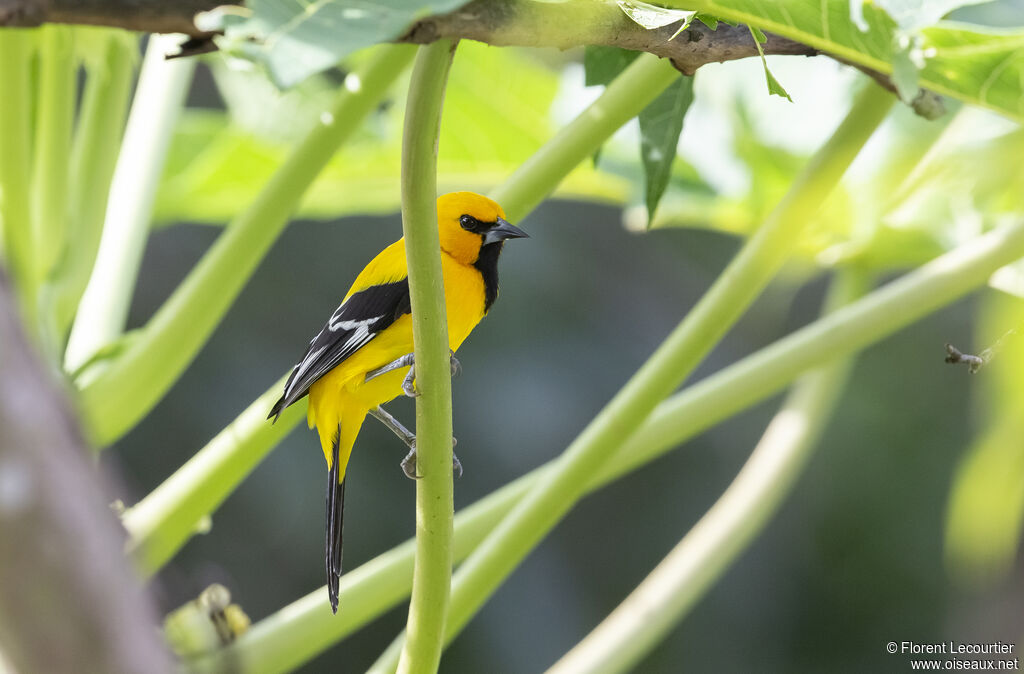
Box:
154, 44, 628, 224
660, 0, 1024, 121
921, 24, 1024, 120
881, 0, 1002, 104
153, 117, 627, 225
873, 0, 996, 31
203, 0, 471, 88
208, 57, 339, 144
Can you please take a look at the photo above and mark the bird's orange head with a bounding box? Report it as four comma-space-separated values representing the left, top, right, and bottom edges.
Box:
436, 192, 528, 265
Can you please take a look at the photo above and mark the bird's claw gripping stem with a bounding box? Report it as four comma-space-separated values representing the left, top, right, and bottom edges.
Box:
402, 367, 419, 398
365, 350, 461, 398
370, 406, 461, 479
401, 441, 463, 480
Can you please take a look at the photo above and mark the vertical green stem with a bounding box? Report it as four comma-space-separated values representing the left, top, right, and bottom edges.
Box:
75, 45, 416, 446
54, 30, 137, 342
547, 272, 867, 674
64, 34, 196, 372
0, 30, 37, 325
398, 39, 458, 674
31, 26, 75, 285
372, 81, 894, 671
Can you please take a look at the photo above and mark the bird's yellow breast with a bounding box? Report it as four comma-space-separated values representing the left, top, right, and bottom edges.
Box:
440, 251, 489, 349
307, 249, 487, 466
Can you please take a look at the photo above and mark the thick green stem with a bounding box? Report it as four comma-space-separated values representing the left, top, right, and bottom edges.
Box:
397, 39, 457, 674
547, 272, 866, 674
121, 376, 305, 576
489, 53, 678, 221
371, 81, 894, 672
53, 30, 137, 342
188, 217, 1024, 674
64, 34, 196, 373
31, 26, 75, 287
0, 30, 37, 325
75, 45, 416, 446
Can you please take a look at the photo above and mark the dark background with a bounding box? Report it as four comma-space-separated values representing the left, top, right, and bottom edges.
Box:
106, 193, 1022, 672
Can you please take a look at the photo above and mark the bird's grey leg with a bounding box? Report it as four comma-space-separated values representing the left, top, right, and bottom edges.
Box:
368, 405, 415, 447
364, 351, 462, 398
365, 353, 415, 385
368, 405, 463, 480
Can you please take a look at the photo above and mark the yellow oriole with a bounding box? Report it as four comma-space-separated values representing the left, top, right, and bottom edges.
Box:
268, 191, 526, 612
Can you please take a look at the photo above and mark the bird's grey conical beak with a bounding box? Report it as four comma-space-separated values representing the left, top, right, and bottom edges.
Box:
483, 218, 529, 245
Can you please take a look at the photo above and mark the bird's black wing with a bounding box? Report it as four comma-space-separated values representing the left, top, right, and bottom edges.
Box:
268, 279, 411, 421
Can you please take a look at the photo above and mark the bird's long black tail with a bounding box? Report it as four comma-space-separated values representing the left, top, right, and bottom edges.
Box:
326, 426, 345, 614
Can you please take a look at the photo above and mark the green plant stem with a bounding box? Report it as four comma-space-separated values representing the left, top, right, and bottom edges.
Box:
31, 26, 75, 288
173, 64, 887, 673
188, 470, 543, 674
121, 376, 305, 576
397, 39, 457, 674
489, 53, 679, 222
0, 30, 37, 326
547, 272, 866, 674
124, 49, 680, 579
189, 216, 1024, 674
370, 80, 895, 673
182, 53, 682, 674
887, 102, 974, 210
54, 30, 137, 342
75, 45, 416, 446
593, 227, 1024, 485
63, 34, 196, 373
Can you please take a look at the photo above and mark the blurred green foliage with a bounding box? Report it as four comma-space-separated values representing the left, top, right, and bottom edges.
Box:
154, 43, 628, 225
945, 291, 1024, 587
3, 0, 1024, 671
131, 11, 1024, 667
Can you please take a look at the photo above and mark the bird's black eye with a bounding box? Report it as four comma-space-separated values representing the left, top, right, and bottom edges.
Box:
459, 215, 476, 231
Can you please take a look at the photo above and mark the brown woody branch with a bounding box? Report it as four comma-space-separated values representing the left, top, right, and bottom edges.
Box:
401, 1, 816, 74
0, 0, 919, 105
0, 0, 234, 35
0, 0, 815, 70
0, 268, 174, 674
